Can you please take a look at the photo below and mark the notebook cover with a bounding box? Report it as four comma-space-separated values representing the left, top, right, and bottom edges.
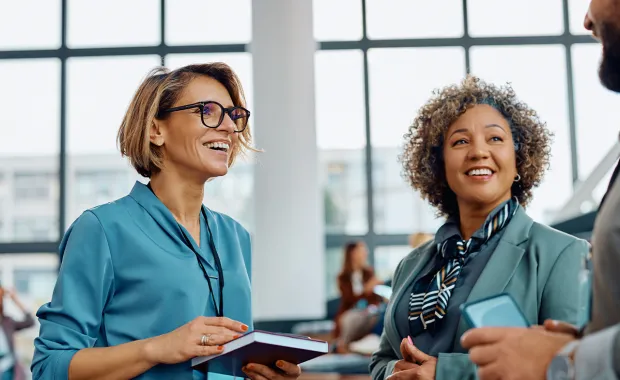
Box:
192, 331, 328, 377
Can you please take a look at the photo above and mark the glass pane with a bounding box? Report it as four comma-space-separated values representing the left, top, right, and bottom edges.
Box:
66, 55, 160, 226
366, 0, 463, 39
313, 0, 363, 41
374, 246, 412, 282
368, 47, 465, 234
0, 59, 60, 242
165, 0, 251, 45
467, 0, 564, 37
203, 162, 255, 232
166, 54, 256, 231
67, 0, 160, 48
569, 0, 591, 35
0, 253, 58, 371
315, 50, 367, 234
572, 44, 620, 181
325, 247, 344, 300
165, 53, 254, 112
470, 45, 572, 224
0, 0, 61, 49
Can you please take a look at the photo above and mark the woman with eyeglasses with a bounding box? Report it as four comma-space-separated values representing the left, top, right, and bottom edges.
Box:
369, 76, 590, 380
32, 63, 302, 380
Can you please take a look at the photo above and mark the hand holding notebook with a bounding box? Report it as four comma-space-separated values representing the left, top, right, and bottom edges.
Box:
192, 330, 328, 377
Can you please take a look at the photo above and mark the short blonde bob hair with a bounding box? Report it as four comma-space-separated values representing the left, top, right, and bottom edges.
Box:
117, 62, 254, 178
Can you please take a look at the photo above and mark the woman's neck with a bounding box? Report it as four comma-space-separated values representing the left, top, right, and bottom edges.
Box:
457, 197, 508, 240
149, 170, 205, 227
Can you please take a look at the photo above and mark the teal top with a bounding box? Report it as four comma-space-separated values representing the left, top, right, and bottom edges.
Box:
31, 182, 253, 380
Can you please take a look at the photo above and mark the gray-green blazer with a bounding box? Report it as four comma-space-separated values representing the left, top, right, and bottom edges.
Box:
369, 207, 590, 380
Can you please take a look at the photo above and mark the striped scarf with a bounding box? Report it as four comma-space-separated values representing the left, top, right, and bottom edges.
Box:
408, 197, 518, 336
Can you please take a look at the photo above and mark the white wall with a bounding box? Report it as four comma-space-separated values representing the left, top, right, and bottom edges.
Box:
250, 0, 325, 320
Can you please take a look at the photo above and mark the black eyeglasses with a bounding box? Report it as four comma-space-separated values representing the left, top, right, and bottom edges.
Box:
159, 100, 250, 133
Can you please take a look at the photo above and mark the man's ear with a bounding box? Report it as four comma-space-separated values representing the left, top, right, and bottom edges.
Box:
149, 119, 165, 147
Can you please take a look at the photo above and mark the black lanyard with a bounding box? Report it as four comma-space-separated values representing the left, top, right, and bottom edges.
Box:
147, 184, 225, 317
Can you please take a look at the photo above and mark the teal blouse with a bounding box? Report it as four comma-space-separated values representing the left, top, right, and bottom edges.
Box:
31, 182, 253, 380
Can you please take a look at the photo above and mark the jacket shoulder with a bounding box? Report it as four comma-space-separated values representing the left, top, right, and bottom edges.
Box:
392, 241, 435, 284
526, 221, 590, 264
529, 221, 589, 250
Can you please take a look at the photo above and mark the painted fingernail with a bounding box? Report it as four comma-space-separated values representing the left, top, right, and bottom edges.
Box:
217, 345, 224, 351
276, 360, 284, 368
241, 324, 249, 331
407, 336, 414, 346
234, 334, 241, 339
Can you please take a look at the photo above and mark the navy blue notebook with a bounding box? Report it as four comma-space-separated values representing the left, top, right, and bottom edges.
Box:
191, 330, 328, 377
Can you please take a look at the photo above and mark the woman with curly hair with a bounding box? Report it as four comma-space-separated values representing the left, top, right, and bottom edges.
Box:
370, 76, 589, 380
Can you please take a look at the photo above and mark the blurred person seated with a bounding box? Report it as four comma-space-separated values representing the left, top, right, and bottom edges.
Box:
334, 241, 384, 354
0, 285, 34, 380
370, 76, 590, 380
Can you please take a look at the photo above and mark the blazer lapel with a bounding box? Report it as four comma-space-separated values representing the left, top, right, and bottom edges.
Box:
452, 207, 534, 350
384, 242, 436, 355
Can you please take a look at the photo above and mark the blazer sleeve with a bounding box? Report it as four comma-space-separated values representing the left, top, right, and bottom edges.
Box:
540, 239, 590, 325
31, 211, 114, 380
369, 258, 406, 380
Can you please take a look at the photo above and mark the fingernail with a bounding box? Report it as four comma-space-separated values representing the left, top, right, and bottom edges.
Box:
460, 333, 468, 343
241, 324, 248, 331
407, 336, 414, 346
234, 334, 241, 339
217, 345, 224, 351
276, 360, 284, 368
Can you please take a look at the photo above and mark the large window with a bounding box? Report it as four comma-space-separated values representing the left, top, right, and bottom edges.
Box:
0, 0, 611, 328
314, 0, 602, 295
0, 1, 254, 253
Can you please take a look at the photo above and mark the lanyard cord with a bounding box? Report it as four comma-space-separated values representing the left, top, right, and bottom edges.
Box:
147, 183, 225, 317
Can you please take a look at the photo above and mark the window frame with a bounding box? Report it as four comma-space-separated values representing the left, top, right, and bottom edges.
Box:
0, 1, 599, 301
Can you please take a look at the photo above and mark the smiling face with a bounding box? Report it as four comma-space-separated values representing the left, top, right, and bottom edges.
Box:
443, 104, 517, 212
150, 75, 239, 181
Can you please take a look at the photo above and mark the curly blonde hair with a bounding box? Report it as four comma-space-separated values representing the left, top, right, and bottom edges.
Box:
400, 75, 552, 218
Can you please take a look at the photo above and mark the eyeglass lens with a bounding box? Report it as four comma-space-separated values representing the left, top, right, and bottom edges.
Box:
201, 102, 248, 131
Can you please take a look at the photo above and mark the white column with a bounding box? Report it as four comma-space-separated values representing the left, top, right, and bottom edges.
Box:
250, 0, 324, 321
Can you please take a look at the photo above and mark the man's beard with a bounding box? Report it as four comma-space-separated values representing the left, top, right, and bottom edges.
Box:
599, 22, 620, 92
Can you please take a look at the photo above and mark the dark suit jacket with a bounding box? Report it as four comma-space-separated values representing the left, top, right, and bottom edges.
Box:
1, 313, 35, 380
334, 267, 382, 337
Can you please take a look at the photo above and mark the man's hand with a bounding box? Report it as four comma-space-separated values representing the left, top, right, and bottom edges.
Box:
387, 337, 437, 380
542, 319, 581, 338
461, 327, 575, 380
